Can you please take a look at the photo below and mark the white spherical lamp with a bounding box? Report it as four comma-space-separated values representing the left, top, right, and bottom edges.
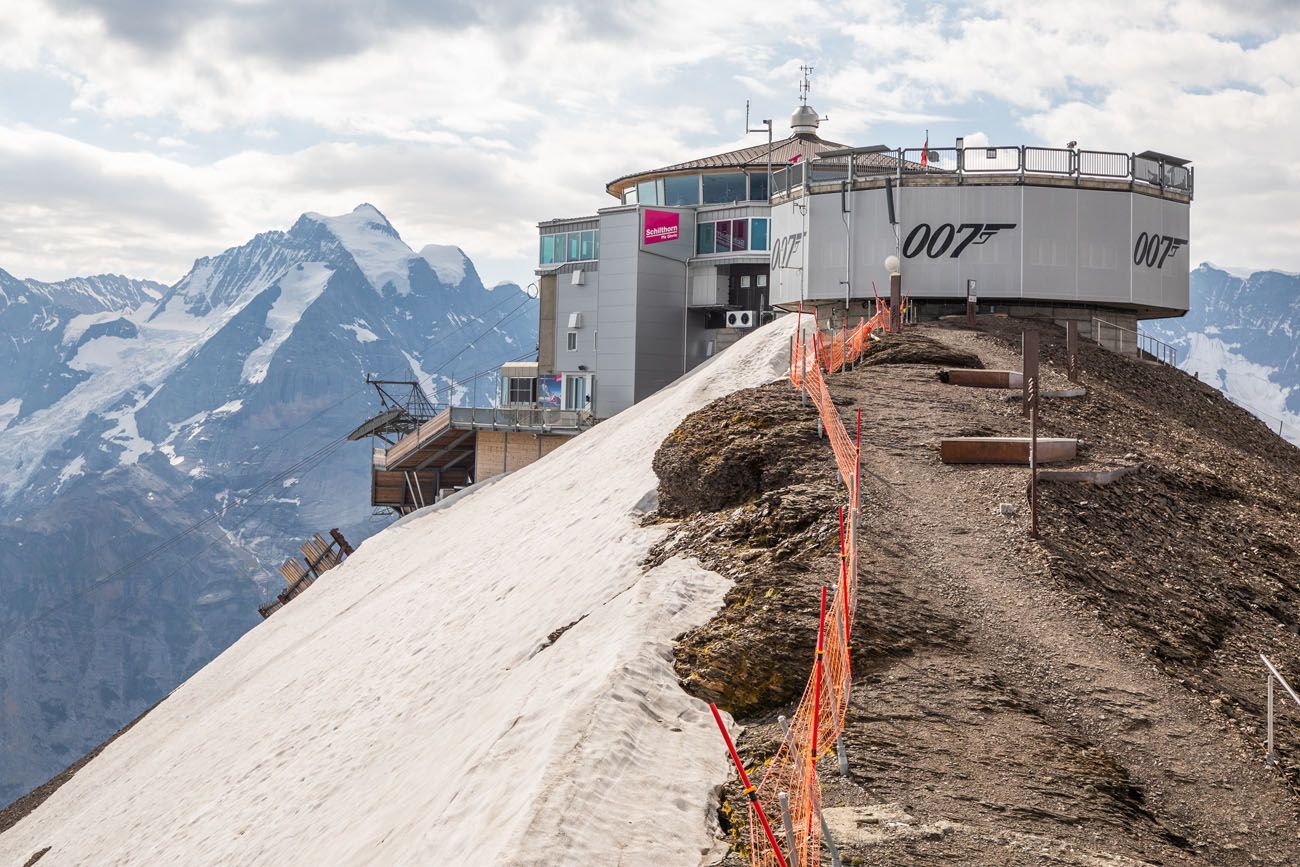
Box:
883, 255, 901, 275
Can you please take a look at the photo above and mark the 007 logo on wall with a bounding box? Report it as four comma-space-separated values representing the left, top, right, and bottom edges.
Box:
902, 222, 1017, 259
1133, 232, 1186, 269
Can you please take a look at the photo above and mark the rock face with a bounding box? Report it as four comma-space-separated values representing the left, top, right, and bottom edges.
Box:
649, 382, 841, 717
0, 204, 536, 804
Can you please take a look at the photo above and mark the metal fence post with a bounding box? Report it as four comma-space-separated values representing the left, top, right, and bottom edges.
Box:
777, 793, 800, 867
1268, 674, 1276, 765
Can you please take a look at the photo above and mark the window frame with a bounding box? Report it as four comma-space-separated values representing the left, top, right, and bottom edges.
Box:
566, 331, 578, 351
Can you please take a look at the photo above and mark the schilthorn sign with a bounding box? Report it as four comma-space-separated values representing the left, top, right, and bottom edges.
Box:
643, 209, 680, 245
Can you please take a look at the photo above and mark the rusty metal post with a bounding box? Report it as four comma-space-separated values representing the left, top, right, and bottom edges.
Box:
966, 278, 977, 325
1066, 320, 1079, 383
1023, 329, 1040, 537
330, 528, 354, 557
1268, 673, 1276, 765
1022, 329, 1039, 420
889, 273, 902, 332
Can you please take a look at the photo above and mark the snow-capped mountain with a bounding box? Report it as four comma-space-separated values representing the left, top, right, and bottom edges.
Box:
0, 204, 537, 804
1146, 264, 1300, 445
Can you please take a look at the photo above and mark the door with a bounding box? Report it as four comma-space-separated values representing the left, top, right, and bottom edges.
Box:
564, 374, 589, 411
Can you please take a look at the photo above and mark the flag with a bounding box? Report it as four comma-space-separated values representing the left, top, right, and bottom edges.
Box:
789, 153, 803, 164
921, 130, 929, 167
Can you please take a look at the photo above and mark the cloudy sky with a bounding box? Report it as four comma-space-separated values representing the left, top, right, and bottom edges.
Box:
0, 0, 1296, 287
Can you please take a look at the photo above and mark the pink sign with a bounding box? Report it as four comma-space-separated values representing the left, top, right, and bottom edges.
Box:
643, 209, 680, 245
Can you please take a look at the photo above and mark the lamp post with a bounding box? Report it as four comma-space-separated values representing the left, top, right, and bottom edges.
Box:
884, 255, 901, 332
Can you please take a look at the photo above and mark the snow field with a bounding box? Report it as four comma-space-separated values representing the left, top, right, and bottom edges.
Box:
0, 316, 796, 866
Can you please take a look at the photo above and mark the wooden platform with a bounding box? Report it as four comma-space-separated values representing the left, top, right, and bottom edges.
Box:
939, 368, 1024, 388
940, 437, 1078, 465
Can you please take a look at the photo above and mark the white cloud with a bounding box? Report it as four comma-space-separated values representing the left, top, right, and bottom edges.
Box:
0, 0, 1297, 287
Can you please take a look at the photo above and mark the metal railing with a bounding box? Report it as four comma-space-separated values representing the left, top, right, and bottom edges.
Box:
449, 405, 594, 432
771, 146, 1194, 198
1092, 317, 1178, 366
1261, 654, 1300, 766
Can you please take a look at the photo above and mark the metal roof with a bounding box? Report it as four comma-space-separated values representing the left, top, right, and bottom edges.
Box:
605, 132, 876, 196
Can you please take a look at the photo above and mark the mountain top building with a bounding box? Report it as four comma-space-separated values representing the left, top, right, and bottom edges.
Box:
361, 77, 1193, 513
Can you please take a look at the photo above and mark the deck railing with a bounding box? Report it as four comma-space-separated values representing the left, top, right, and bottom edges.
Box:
771, 146, 1193, 198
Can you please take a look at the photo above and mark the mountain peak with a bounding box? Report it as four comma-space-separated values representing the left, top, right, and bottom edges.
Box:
302, 205, 414, 296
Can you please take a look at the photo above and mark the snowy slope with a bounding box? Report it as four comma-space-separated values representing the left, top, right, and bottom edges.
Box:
0, 318, 793, 867
1147, 264, 1300, 444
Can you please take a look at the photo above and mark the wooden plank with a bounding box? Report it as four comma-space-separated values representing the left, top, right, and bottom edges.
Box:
278, 559, 308, 584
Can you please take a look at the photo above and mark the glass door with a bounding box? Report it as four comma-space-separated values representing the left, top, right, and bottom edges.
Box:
564, 374, 589, 411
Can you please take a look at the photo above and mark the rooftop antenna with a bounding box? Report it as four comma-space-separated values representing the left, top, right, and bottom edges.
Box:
799, 64, 814, 105
745, 99, 775, 204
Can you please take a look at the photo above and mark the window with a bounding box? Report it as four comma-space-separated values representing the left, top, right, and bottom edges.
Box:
567, 331, 577, 351
507, 377, 536, 405
665, 174, 701, 206
539, 229, 599, 266
715, 219, 732, 252
637, 179, 663, 206
751, 217, 769, 251
702, 172, 747, 204
749, 173, 769, 202
696, 222, 715, 255
624, 185, 638, 205
565, 374, 589, 410
730, 219, 748, 252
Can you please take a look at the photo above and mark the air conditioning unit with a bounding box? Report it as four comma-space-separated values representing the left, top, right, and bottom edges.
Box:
725, 310, 757, 329
567, 312, 583, 328
571, 269, 585, 286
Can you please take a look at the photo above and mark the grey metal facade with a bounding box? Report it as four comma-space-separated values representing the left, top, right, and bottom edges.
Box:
770, 181, 1191, 318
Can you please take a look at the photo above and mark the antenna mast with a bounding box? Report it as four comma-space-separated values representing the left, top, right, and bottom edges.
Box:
799, 64, 814, 105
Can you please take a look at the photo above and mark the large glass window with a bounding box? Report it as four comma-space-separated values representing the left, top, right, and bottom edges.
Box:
695, 217, 770, 254
624, 185, 638, 205
539, 230, 599, 265
696, 222, 715, 255
749, 172, 769, 202
702, 172, 748, 204
665, 174, 701, 206
637, 179, 663, 206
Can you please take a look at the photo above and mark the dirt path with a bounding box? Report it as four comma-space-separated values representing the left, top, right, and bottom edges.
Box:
810, 323, 1300, 865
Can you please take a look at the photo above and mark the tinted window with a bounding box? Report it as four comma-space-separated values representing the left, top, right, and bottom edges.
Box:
540, 236, 553, 265
715, 220, 733, 252
731, 219, 748, 252
580, 231, 595, 260
702, 173, 747, 204
568, 233, 581, 261
665, 174, 700, 206
749, 173, 769, 201
696, 222, 715, 255
751, 218, 769, 251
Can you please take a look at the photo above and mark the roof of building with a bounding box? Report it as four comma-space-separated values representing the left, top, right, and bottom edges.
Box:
605, 131, 871, 197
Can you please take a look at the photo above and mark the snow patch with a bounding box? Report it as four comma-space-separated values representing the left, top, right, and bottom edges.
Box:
306, 205, 415, 295
241, 264, 333, 385
212, 400, 244, 415
57, 455, 86, 484
0, 398, 20, 432
340, 320, 379, 343
0, 318, 796, 865
420, 244, 467, 286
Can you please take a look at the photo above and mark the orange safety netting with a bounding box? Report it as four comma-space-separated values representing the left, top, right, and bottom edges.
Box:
731, 308, 886, 867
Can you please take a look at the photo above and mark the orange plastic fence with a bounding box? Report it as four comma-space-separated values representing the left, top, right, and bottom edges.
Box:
731, 310, 883, 866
